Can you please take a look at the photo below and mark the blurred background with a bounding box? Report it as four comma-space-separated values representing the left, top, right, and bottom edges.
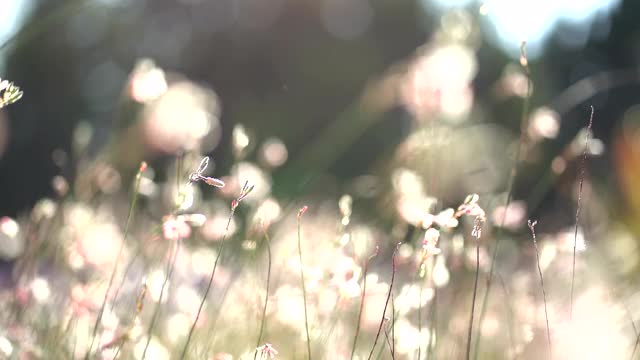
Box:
1, 0, 640, 359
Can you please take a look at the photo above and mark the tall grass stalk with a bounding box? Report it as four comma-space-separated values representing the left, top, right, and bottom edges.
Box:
391, 268, 396, 359
143, 155, 185, 359
570, 106, 594, 321
350, 247, 379, 359
254, 225, 273, 360
84, 161, 146, 359
179, 206, 236, 359
367, 243, 401, 360
528, 220, 552, 359
297, 206, 313, 360
475, 41, 532, 359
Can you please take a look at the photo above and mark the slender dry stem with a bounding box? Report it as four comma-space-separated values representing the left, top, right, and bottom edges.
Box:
570, 106, 594, 321
350, 246, 379, 360
529, 220, 552, 359
367, 243, 401, 360
384, 325, 394, 359
179, 210, 235, 359
143, 156, 185, 359
84, 162, 146, 359
254, 225, 273, 360
475, 41, 532, 359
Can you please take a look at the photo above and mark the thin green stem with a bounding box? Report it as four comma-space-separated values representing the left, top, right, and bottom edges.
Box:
84, 162, 145, 359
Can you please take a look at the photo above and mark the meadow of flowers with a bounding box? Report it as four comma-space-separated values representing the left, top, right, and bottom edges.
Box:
1, 2, 639, 360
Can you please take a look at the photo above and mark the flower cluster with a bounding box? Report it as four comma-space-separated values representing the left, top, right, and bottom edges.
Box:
419, 194, 486, 264
0, 79, 23, 109
256, 343, 278, 359
455, 194, 486, 239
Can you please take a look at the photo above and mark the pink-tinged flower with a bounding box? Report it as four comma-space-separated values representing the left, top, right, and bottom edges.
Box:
298, 205, 308, 219
256, 343, 278, 359
422, 228, 441, 256
231, 181, 255, 211
455, 194, 486, 240
455, 194, 486, 220
162, 216, 191, 240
